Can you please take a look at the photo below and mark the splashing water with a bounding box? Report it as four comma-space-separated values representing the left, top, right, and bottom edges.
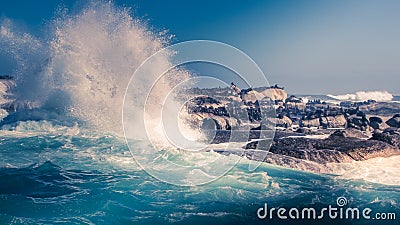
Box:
0, 2, 399, 224
328, 91, 393, 102
0, 1, 190, 135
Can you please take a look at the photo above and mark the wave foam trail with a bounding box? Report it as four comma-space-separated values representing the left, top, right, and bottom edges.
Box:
328, 91, 393, 102
0, 1, 190, 136
327, 155, 400, 186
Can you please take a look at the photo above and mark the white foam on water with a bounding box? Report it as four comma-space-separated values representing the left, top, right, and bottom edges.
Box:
0, 1, 191, 140
1, 1, 398, 189
328, 91, 393, 102
326, 155, 400, 186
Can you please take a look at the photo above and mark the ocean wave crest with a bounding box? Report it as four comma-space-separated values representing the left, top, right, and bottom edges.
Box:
327, 90, 393, 102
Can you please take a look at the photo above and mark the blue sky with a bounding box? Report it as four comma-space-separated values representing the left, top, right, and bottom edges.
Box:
1, 0, 399, 94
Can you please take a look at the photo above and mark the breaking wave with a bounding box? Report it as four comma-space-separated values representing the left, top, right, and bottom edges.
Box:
0, 1, 190, 135
327, 91, 393, 102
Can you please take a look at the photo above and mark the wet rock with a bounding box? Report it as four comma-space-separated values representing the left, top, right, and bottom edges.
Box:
245, 130, 399, 164
370, 121, 381, 130
348, 116, 364, 126
386, 114, 400, 128
370, 131, 400, 148
369, 116, 383, 124
382, 127, 400, 135
330, 129, 369, 139
347, 115, 369, 130
346, 107, 359, 116
191, 113, 238, 130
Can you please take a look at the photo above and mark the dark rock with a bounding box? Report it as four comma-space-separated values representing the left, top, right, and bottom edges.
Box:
207, 130, 277, 144
295, 127, 308, 134
356, 111, 366, 118
369, 116, 383, 124
348, 116, 364, 126
359, 103, 400, 116
370, 121, 381, 130
382, 127, 400, 135
245, 131, 398, 164
347, 116, 369, 130
346, 108, 359, 115
386, 115, 400, 128
330, 129, 369, 139
285, 95, 302, 103
370, 132, 400, 149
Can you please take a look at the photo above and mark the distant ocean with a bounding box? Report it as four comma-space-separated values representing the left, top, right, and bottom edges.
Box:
0, 2, 399, 224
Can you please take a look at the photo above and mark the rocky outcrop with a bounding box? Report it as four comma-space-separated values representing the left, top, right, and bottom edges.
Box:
359, 102, 400, 116
259, 88, 287, 102
347, 115, 369, 131
185, 96, 239, 130
335, 128, 369, 139
369, 116, 383, 124
237, 87, 287, 104
267, 115, 292, 128
230, 83, 287, 104
320, 115, 347, 128
245, 130, 399, 164
182, 84, 398, 134
299, 108, 349, 129
190, 113, 239, 130
386, 114, 400, 128
285, 95, 306, 110
369, 116, 383, 130
299, 118, 320, 127
240, 90, 263, 104
370, 128, 400, 148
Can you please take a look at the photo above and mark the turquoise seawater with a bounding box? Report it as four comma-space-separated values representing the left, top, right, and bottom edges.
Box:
0, 122, 398, 225
0, 1, 399, 224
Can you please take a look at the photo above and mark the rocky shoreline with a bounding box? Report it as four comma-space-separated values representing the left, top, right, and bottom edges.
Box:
182, 83, 400, 166
2, 76, 400, 167
245, 129, 400, 164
